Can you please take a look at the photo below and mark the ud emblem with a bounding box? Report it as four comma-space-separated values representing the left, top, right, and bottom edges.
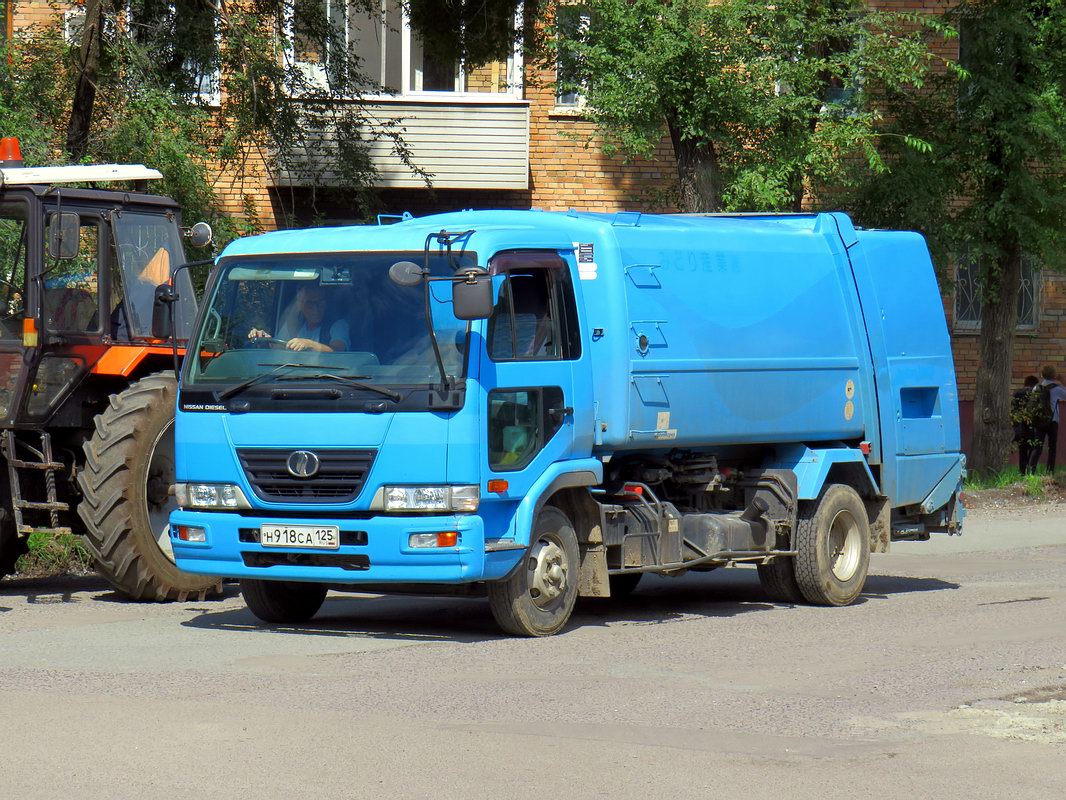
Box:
286, 450, 320, 478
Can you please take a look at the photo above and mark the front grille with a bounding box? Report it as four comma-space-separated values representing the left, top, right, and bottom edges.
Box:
241, 552, 371, 571
239, 528, 368, 546
237, 448, 376, 503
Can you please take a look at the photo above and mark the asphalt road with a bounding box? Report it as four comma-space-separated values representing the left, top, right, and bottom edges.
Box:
1, 507, 1064, 799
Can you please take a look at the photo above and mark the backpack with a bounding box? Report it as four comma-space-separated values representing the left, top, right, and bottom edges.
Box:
1026, 382, 1058, 429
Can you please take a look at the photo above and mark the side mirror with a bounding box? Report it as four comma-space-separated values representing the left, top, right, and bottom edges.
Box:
152, 283, 175, 340
187, 222, 213, 249
47, 212, 80, 260
452, 269, 493, 320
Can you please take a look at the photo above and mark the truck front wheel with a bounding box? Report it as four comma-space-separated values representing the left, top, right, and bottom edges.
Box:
240, 579, 327, 624
77, 372, 222, 601
488, 506, 580, 636
793, 484, 870, 606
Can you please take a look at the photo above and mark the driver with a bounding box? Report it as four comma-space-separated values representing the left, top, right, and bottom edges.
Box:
248, 285, 350, 352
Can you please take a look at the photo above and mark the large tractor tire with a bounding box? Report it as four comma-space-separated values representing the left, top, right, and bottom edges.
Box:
77, 371, 221, 601
0, 515, 29, 579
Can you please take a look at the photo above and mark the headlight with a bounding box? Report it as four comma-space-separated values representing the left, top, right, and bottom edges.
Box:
175, 483, 249, 510
383, 485, 479, 513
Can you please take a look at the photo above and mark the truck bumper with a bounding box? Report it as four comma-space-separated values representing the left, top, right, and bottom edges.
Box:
170, 510, 525, 584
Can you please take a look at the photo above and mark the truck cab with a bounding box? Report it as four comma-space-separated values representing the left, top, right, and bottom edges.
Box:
170, 210, 964, 636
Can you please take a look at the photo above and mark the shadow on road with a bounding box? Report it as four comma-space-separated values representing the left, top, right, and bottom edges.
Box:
0, 573, 110, 604
181, 570, 792, 642
0, 573, 242, 604
862, 573, 961, 597
182, 593, 504, 644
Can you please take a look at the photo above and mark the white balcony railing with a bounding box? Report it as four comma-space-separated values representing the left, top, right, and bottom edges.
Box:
276, 97, 530, 191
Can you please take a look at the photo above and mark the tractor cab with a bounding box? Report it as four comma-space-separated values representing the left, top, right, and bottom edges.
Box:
0, 143, 198, 429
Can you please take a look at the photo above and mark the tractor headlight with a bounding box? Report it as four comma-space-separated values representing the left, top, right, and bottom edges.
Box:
382, 485, 479, 513
175, 483, 250, 510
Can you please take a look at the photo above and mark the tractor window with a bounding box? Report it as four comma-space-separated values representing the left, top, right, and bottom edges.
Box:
112, 211, 196, 340
43, 217, 102, 333
0, 204, 28, 338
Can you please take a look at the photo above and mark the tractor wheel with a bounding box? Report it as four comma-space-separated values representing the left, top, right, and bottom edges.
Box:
0, 514, 28, 579
77, 371, 221, 601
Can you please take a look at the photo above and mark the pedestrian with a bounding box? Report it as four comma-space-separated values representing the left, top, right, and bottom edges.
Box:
1011, 375, 1040, 474
1031, 364, 1066, 473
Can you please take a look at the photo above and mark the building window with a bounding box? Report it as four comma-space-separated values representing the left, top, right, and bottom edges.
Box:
66, 5, 221, 105
289, 0, 522, 98
954, 254, 1039, 330
555, 5, 588, 108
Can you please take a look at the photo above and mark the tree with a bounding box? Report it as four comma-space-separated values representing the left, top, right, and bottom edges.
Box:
845, 1, 1066, 475
7, 0, 521, 236
550, 0, 954, 212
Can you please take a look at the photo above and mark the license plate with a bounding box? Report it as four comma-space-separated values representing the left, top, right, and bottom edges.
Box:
259, 524, 340, 550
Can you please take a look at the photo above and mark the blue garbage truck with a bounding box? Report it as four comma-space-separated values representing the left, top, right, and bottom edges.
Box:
165, 209, 964, 636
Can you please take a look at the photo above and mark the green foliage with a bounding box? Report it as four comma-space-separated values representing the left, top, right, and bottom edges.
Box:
0, 0, 458, 235
548, 0, 955, 211
14, 531, 94, 578
844, 1, 1066, 277
964, 465, 1064, 498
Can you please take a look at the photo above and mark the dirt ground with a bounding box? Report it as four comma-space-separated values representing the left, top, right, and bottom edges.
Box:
1, 505, 1064, 799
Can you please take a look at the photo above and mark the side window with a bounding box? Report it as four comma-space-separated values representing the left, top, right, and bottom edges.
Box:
488, 271, 560, 361
43, 215, 102, 333
488, 387, 565, 471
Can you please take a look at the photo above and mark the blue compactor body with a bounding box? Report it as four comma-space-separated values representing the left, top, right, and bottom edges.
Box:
168, 209, 963, 635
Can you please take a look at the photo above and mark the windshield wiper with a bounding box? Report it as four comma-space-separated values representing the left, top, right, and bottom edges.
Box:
217, 363, 331, 401
275, 372, 402, 401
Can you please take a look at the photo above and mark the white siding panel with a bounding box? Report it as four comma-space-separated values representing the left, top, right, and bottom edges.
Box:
276, 100, 530, 190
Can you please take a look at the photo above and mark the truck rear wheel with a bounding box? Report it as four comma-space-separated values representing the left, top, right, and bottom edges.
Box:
756, 557, 805, 604
608, 572, 643, 598
240, 579, 327, 624
77, 372, 222, 601
488, 506, 579, 636
793, 484, 870, 606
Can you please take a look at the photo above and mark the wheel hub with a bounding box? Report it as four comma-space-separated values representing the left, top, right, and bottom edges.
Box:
827, 509, 862, 581
147, 420, 178, 564
528, 537, 569, 609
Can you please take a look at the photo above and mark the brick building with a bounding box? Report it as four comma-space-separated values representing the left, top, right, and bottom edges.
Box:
5, 0, 1064, 457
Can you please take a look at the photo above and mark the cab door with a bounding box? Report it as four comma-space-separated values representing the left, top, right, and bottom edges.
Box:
22, 205, 112, 423
478, 251, 583, 527
0, 195, 38, 425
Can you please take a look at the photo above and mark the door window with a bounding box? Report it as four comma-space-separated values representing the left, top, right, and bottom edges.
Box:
487, 255, 582, 362
0, 203, 29, 419
0, 204, 28, 339
488, 386, 565, 471
43, 215, 102, 333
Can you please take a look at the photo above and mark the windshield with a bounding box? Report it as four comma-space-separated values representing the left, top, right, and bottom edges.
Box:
112, 211, 196, 339
186, 251, 476, 393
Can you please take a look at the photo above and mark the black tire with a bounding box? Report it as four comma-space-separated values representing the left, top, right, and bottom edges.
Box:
757, 557, 805, 604
77, 371, 222, 601
793, 484, 870, 606
240, 579, 327, 624
488, 506, 580, 636
608, 571, 643, 598
0, 517, 28, 579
